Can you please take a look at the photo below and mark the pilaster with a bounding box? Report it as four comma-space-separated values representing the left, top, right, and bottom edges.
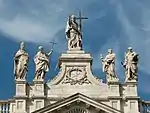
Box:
32, 79, 46, 112
123, 81, 140, 113
108, 81, 120, 96
14, 79, 28, 113
108, 81, 121, 111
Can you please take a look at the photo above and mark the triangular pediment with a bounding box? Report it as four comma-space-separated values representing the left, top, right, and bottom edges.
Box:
32, 93, 123, 113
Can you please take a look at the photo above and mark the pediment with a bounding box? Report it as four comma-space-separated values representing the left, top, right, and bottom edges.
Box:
32, 93, 123, 113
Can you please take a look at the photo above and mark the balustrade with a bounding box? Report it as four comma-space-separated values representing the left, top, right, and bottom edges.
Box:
0, 100, 11, 113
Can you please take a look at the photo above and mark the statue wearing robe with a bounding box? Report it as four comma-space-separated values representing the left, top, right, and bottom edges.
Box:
34, 46, 53, 80
101, 49, 118, 82
123, 47, 139, 81
65, 15, 82, 50
14, 42, 29, 80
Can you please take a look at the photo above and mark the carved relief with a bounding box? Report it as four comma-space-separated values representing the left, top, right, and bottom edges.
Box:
65, 106, 89, 113
17, 101, 23, 109
62, 66, 91, 85
35, 85, 42, 92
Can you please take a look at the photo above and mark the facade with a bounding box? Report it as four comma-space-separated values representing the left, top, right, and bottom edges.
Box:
0, 14, 149, 113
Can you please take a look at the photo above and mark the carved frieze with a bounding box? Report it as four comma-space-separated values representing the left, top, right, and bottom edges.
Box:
62, 66, 91, 85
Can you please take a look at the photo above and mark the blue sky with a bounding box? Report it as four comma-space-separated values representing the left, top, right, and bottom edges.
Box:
0, 0, 150, 100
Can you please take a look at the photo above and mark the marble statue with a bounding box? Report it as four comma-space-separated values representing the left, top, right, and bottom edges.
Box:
123, 47, 139, 81
65, 15, 82, 50
100, 49, 118, 82
14, 42, 29, 80
34, 46, 53, 80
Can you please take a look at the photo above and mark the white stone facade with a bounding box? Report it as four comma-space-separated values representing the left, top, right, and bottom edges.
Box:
0, 49, 142, 113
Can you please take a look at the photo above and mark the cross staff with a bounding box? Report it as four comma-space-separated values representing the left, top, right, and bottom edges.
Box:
49, 41, 57, 50
76, 11, 88, 33
49, 41, 57, 72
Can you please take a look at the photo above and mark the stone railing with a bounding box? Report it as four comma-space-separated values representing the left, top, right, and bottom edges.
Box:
0, 99, 14, 113
141, 100, 150, 113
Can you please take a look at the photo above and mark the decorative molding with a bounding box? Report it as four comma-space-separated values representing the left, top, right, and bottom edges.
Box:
124, 81, 138, 85
108, 96, 122, 100
35, 85, 43, 91
31, 96, 46, 99
65, 106, 89, 113
15, 80, 27, 84
14, 95, 28, 99
123, 96, 140, 100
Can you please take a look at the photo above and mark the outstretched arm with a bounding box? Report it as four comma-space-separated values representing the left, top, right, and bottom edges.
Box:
47, 49, 53, 56
100, 54, 103, 60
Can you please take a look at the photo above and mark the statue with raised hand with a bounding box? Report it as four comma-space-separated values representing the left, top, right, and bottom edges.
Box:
34, 46, 53, 80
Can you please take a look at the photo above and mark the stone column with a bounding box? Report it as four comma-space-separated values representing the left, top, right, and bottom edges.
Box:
123, 81, 140, 113
14, 80, 28, 113
31, 79, 45, 112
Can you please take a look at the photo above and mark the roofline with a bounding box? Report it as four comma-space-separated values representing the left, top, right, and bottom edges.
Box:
32, 93, 123, 113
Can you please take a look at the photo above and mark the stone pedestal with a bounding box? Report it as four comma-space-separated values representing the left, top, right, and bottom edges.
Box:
33, 79, 45, 97
15, 80, 27, 96
32, 79, 45, 111
123, 81, 138, 96
108, 81, 120, 96
108, 81, 121, 111
123, 81, 140, 113
14, 80, 28, 113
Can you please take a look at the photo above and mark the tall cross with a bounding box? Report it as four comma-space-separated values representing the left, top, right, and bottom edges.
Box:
49, 40, 57, 50
75, 11, 88, 33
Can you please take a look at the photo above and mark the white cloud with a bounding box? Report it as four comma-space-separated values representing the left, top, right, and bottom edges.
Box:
0, 0, 67, 43
0, 0, 103, 43
0, 0, 3, 5
0, 16, 59, 43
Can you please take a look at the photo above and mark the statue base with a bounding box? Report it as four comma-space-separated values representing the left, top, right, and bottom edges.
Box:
67, 50, 85, 54
68, 47, 82, 52
108, 81, 120, 96
125, 79, 137, 83
14, 79, 28, 113
107, 78, 119, 84
33, 79, 45, 97
15, 78, 26, 83
15, 79, 27, 96
33, 78, 44, 83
